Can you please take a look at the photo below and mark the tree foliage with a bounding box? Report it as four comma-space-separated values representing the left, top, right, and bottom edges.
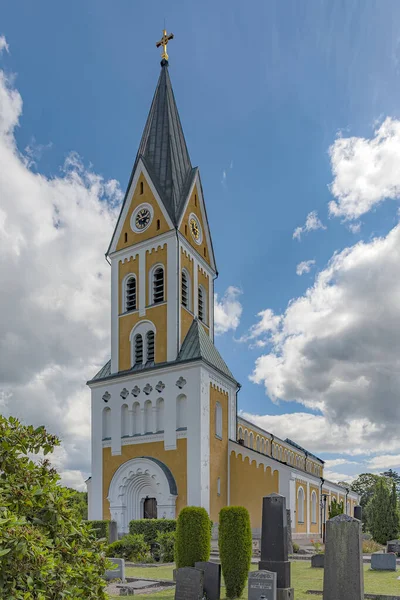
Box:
328, 498, 344, 519
63, 487, 88, 520
218, 506, 252, 600
175, 507, 211, 568
368, 479, 399, 545
381, 469, 400, 495
0, 415, 109, 599
349, 473, 384, 531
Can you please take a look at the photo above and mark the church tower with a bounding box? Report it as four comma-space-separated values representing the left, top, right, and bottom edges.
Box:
87, 32, 239, 533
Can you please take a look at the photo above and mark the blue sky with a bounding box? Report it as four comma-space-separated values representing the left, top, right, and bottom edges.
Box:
3, 1, 400, 486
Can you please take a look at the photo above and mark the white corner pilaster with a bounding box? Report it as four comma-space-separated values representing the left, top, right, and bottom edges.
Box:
193, 258, 199, 316
307, 481, 310, 534
138, 248, 146, 316
164, 386, 177, 450
187, 367, 210, 511
111, 259, 119, 374
111, 400, 122, 456
89, 389, 103, 519
167, 237, 178, 361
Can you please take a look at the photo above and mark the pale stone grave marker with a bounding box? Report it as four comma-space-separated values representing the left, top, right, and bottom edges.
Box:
175, 567, 204, 600
195, 561, 221, 600
105, 558, 125, 582
248, 570, 277, 600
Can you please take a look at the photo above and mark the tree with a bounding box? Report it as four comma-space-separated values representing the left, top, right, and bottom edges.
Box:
389, 481, 400, 540
328, 498, 344, 519
63, 487, 88, 520
368, 479, 398, 545
349, 473, 384, 531
0, 415, 109, 599
381, 469, 400, 495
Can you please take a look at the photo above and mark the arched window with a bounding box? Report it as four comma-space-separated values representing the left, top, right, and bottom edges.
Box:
176, 395, 187, 429
157, 219, 160, 230
238, 426, 243, 441
244, 430, 248, 447
134, 334, 143, 365
140, 181, 144, 194
181, 269, 190, 309
156, 398, 164, 432
256, 436, 260, 452
102, 407, 111, 440
215, 402, 222, 438
144, 400, 152, 433
125, 276, 137, 312
132, 402, 141, 435
297, 487, 305, 523
124, 232, 128, 243
198, 286, 206, 322
249, 432, 254, 449
311, 491, 317, 524
152, 266, 164, 304
217, 477, 221, 496
146, 331, 155, 363
121, 404, 129, 437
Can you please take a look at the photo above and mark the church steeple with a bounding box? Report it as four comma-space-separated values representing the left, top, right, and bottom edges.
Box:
135, 60, 194, 226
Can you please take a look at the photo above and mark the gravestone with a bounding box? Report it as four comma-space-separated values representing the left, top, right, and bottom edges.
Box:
323, 514, 364, 600
354, 505, 362, 521
371, 552, 397, 571
195, 561, 221, 600
286, 510, 293, 555
259, 494, 293, 600
175, 567, 204, 600
118, 587, 134, 596
311, 554, 325, 568
387, 540, 400, 555
109, 520, 118, 543
248, 570, 277, 600
105, 558, 125, 582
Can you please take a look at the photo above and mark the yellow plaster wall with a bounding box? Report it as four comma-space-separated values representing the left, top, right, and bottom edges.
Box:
295, 481, 308, 533
179, 184, 211, 266
181, 307, 194, 345
209, 385, 228, 523
229, 452, 279, 528
146, 245, 168, 306
310, 485, 320, 534
119, 256, 139, 314
102, 439, 187, 520
116, 173, 171, 251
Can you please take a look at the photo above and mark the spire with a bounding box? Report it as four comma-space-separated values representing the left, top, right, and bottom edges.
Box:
136, 61, 194, 224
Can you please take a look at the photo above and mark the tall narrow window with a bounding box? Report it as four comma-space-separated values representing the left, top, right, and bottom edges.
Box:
204, 248, 207, 258
144, 400, 152, 433
140, 181, 144, 194
298, 487, 305, 523
156, 398, 164, 432
157, 219, 160, 230
311, 491, 317, 524
249, 432, 254, 449
146, 330, 155, 363
124, 232, 128, 243
153, 267, 164, 304
198, 286, 205, 322
185, 224, 188, 235
217, 477, 221, 496
215, 402, 222, 438
134, 334, 143, 365
182, 270, 189, 308
121, 404, 129, 437
102, 407, 111, 440
126, 276, 137, 312
194, 194, 197, 206
176, 395, 187, 429
244, 430, 248, 446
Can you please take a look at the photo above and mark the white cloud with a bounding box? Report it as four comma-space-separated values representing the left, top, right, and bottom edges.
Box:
0, 65, 122, 489
214, 286, 243, 335
293, 211, 326, 240
296, 259, 316, 276
324, 471, 354, 483
329, 118, 400, 219
367, 454, 400, 471
0, 35, 9, 55
324, 458, 358, 468
246, 220, 400, 454
348, 222, 361, 234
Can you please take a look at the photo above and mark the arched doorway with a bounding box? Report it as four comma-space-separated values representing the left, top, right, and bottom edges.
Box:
107, 456, 178, 533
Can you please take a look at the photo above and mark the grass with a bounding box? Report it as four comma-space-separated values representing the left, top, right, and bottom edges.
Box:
108, 561, 400, 599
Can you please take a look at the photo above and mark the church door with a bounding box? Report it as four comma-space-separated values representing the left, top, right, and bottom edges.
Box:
143, 497, 157, 519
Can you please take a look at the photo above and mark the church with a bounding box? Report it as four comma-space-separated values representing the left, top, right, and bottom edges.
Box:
87, 31, 358, 540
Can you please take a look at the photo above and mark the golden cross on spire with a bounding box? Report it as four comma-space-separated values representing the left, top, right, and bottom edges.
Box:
156, 28, 174, 61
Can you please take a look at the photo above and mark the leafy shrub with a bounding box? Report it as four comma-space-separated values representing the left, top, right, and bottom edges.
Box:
107, 534, 150, 562
154, 531, 175, 563
0, 416, 109, 599
328, 499, 344, 519
293, 542, 300, 553
175, 507, 211, 568
129, 519, 176, 544
362, 539, 383, 554
218, 506, 252, 599
87, 520, 110, 541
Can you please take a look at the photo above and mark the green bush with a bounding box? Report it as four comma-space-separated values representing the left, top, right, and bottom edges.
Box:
219, 506, 252, 599
155, 531, 175, 562
293, 542, 300, 553
328, 498, 344, 519
175, 507, 211, 568
129, 519, 176, 543
107, 534, 150, 562
0, 416, 109, 599
87, 520, 110, 541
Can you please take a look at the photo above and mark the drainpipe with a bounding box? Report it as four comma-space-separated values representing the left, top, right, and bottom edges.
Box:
319, 477, 324, 541
345, 487, 349, 514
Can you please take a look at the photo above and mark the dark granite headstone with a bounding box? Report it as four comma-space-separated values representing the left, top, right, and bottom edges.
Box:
311, 554, 325, 568
387, 540, 400, 555
109, 520, 118, 543
286, 510, 293, 555
195, 561, 221, 600
248, 570, 277, 600
259, 494, 293, 600
354, 505, 362, 522
371, 552, 397, 571
175, 567, 204, 600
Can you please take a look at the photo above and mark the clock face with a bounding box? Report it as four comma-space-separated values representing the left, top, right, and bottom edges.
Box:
189, 214, 202, 244
135, 208, 151, 230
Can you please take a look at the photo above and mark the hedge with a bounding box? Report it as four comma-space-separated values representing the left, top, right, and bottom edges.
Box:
175, 507, 211, 568
129, 519, 176, 544
87, 520, 110, 541
107, 534, 150, 562
218, 506, 252, 599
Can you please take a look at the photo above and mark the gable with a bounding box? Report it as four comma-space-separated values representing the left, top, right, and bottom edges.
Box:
108, 161, 174, 255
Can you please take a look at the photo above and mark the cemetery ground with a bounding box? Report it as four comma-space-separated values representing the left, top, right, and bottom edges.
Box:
107, 561, 400, 599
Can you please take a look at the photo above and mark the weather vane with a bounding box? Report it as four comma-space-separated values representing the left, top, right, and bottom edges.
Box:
156, 28, 174, 61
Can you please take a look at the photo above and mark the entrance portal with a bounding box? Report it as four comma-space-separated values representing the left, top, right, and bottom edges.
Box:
144, 497, 157, 519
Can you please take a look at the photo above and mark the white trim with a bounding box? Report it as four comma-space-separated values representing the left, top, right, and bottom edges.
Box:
111, 258, 119, 374
130, 202, 154, 233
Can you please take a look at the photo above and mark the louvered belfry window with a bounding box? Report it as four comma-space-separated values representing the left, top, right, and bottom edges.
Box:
134, 334, 143, 365
153, 267, 164, 304
198, 286, 204, 322
182, 271, 188, 308
147, 331, 155, 363
126, 276, 136, 311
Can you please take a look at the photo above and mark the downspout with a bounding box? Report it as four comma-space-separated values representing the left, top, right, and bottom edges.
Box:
320, 477, 324, 540
345, 487, 349, 515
